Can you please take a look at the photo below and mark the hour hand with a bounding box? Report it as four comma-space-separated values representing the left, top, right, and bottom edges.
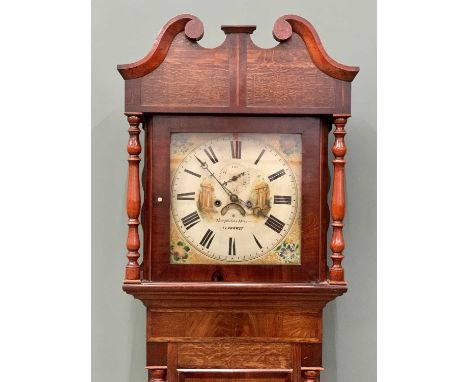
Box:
223, 172, 245, 185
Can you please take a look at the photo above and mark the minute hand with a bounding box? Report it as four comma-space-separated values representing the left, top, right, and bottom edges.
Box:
194, 155, 236, 198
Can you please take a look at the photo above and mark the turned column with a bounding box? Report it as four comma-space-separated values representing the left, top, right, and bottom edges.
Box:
147, 367, 167, 382
329, 114, 349, 284
302, 368, 324, 382
124, 112, 143, 282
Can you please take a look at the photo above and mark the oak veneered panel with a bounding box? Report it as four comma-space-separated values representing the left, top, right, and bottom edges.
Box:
246, 35, 336, 108
141, 34, 230, 107
122, 18, 354, 114
177, 343, 292, 368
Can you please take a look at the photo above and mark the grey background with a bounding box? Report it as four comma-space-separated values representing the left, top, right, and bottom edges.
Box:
92, 1, 376, 381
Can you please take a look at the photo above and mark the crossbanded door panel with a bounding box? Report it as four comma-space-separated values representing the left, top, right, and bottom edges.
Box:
177, 369, 292, 382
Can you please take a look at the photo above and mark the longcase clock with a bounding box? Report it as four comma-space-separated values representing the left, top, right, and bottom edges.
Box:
117, 14, 359, 382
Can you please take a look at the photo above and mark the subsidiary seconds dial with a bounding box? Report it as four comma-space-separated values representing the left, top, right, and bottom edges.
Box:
171, 134, 299, 263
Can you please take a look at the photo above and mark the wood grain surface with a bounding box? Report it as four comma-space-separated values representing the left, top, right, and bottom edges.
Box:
124, 113, 143, 282
246, 35, 336, 108
118, 14, 359, 382
178, 369, 291, 382
147, 115, 325, 283
177, 342, 291, 368
118, 14, 358, 114
329, 115, 349, 284
147, 311, 321, 342
141, 34, 230, 107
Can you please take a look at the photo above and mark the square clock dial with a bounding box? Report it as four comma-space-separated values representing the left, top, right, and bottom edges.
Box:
169, 133, 302, 265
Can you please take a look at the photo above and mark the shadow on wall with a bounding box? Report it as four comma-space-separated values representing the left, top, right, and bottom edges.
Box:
323, 301, 338, 382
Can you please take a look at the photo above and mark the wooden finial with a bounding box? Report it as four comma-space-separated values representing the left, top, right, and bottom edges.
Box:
302, 368, 323, 382
329, 115, 349, 284
273, 15, 359, 81
117, 14, 203, 79
147, 367, 167, 382
124, 112, 143, 282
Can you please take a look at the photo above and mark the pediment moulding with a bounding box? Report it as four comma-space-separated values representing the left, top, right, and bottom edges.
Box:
118, 14, 359, 114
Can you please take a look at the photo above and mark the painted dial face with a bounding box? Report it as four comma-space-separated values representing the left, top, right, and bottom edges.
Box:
170, 134, 299, 263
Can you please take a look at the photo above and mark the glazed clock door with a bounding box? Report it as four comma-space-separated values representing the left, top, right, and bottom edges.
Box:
147, 115, 329, 282
170, 133, 301, 265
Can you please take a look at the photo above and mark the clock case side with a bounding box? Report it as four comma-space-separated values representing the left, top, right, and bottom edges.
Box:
142, 115, 329, 282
